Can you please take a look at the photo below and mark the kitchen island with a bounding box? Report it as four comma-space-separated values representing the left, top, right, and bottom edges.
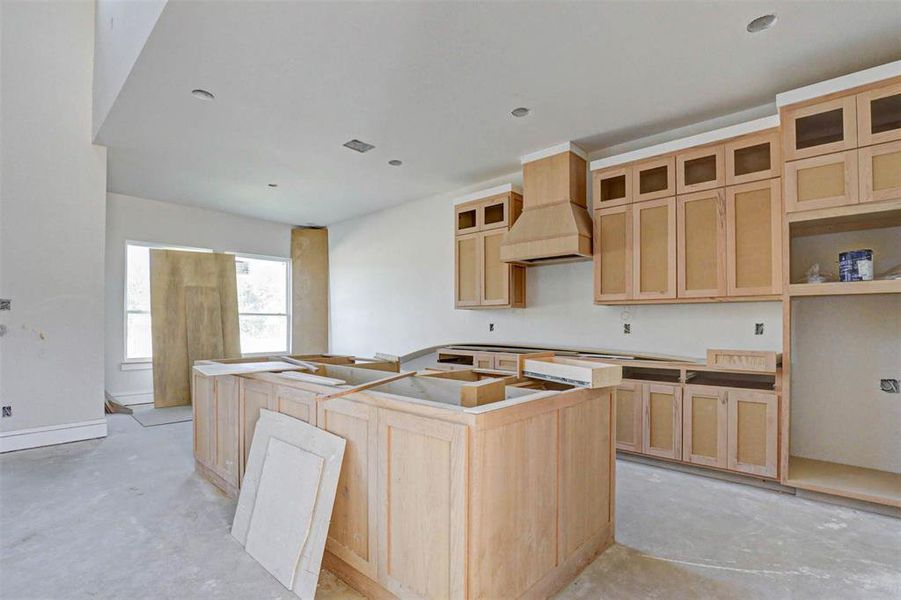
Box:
192, 353, 622, 599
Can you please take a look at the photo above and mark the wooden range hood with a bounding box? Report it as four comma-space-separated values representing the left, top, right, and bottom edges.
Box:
500, 144, 593, 265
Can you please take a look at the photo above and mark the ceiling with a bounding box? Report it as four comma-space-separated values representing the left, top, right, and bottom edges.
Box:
98, 1, 901, 226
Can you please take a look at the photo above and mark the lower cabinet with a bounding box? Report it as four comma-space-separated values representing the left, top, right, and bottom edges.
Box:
276, 385, 317, 425
615, 381, 642, 452
641, 383, 683, 459
682, 386, 728, 468
239, 379, 276, 480
727, 390, 778, 478
192, 373, 241, 493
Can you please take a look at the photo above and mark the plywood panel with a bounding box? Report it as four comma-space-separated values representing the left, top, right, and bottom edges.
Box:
292, 227, 329, 354
649, 393, 674, 449
682, 386, 727, 468
728, 390, 777, 478
784, 150, 858, 213
860, 140, 901, 204
185, 286, 224, 366
615, 384, 640, 450
642, 383, 681, 460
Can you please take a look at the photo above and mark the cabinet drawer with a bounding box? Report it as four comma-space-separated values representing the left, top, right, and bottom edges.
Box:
493, 353, 519, 373
856, 80, 901, 147
592, 165, 632, 208
783, 95, 857, 161
784, 150, 859, 212
473, 353, 495, 370
859, 140, 901, 204
725, 130, 781, 185
594, 206, 633, 302
706, 349, 780, 373
676, 144, 724, 194
633, 156, 676, 202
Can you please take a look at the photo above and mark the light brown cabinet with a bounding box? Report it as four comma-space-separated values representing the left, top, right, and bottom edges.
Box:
633, 156, 676, 202
859, 140, 901, 204
615, 381, 642, 452
642, 383, 682, 459
192, 373, 241, 494
783, 96, 857, 161
276, 385, 317, 425
682, 386, 728, 468
454, 191, 525, 309
725, 130, 781, 185
239, 379, 276, 477
676, 144, 724, 194
593, 205, 632, 302
592, 165, 632, 208
727, 390, 777, 478
784, 150, 859, 212
726, 179, 782, 296
856, 80, 901, 147
677, 189, 726, 298
632, 197, 677, 299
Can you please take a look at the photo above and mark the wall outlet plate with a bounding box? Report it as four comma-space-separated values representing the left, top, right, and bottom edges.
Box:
880, 379, 899, 394
0, 299, 10, 311
755, 323, 764, 335
623, 324, 631, 335
489, 323, 495, 332
2, 406, 11, 417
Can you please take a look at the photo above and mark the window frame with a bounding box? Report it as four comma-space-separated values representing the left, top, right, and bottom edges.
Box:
230, 252, 293, 357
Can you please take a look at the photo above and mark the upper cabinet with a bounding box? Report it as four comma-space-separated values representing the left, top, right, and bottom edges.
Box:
726, 179, 782, 296
633, 156, 676, 202
782, 96, 857, 161
592, 165, 632, 208
632, 197, 677, 300
454, 188, 525, 309
676, 144, 724, 194
856, 81, 901, 147
725, 130, 781, 185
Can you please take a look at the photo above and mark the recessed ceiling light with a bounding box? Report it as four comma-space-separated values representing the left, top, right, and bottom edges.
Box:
511, 107, 531, 118
268, 183, 278, 188
191, 88, 215, 101
746, 14, 777, 33
343, 139, 375, 153
388, 159, 403, 166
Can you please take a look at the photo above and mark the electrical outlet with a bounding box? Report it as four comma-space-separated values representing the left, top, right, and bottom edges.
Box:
880, 379, 899, 394
489, 323, 495, 332
623, 324, 631, 335
0, 298, 10, 311
2, 406, 11, 418
755, 323, 764, 335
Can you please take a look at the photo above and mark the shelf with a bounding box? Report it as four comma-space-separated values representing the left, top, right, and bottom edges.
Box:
789, 279, 901, 296
787, 456, 901, 508
787, 199, 901, 237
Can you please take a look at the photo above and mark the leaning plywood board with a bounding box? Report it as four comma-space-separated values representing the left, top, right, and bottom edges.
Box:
232, 410, 346, 599
523, 356, 622, 388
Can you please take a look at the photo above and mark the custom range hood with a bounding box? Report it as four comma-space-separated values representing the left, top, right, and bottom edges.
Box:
501, 143, 593, 265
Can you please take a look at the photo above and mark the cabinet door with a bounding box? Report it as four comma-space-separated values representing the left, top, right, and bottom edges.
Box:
455, 203, 480, 235
633, 156, 676, 202
784, 150, 859, 212
783, 95, 857, 161
493, 353, 519, 373
594, 206, 633, 302
726, 179, 782, 296
473, 353, 495, 370
480, 230, 510, 306
615, 381, 642, 452
480, 194, 510, 231
276, 385, 317, 425
632, 197, 676, 299
676, 144, 724, 194
593, 165, 632, 208
727, 390, 777, 478
214, 375, 240, 487
642, 383, 682, 460
856, 80, 901, 147
725, 130, 781, 185
319, 398, 379, 579
239, 379, 275, 478
677, 190, 726, 298
454, 232, 481, 308
859, 140, 901, 204
377, 409, 467, 599
192, 372, 214, 467
682, 386, 727, 468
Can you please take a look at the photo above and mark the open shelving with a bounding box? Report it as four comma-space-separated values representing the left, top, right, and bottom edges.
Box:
787, 456, 901, 508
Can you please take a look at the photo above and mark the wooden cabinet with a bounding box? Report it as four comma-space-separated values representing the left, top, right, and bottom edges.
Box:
725, 130, 781, 185
593, 206, 632, 302
473, 353, 495, 370
727, 390, 777, 478
859, 140, 901, 203
454, 191, 525, 309
682, 386, 727, 468
677, 189, 726, 298
276, 385, 317, 425
642, 383, 682, 459
632, 197, 676, 299
676, 144, 724, 194
592, 165, 632, 208
726, 179, 782, 296
783, 96, 857, 161
239, 379, 276, 477
193, 373, 240, 493
377, 408, 467, 599
856, 80, 901, 147
784, 150, 859, 212
633, 156, 675, 202
615, 381, 642, 452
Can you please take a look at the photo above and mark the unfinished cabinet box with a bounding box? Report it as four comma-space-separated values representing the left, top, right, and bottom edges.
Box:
676, 144, 724, 194
642, 383, 682, 459
192, 373, 240, 494
727, 390, 777, 478
454, 232, 481, 308
856, 80, 901, 147
492, 353, 518, 372
592, 165, 632, 208
593, 205, 633, 302
726, 179, 782, 296
784, 150, 859, 213
682, 386, 728, 468
632, 197, 676, 299
677, 189, 726, 298
455, 204, 480, 234
240, 378, 276, 476
275, 385, 317, 425
615, 381, 642, 452
480, 194, 512, 231
473, 353, 495, 370
725, 130, 781, 185
859, 140, 901, 203
633, 156, 676, 202
783, 96, 857, 161
480, 229, 515, 306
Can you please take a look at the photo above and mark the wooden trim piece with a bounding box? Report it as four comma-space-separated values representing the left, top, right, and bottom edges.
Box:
632, 196, 676, 299
676, 144, 724, 194
632, 156, 675, 202
725, 129, 781, 185
479, 193, 512, 231
677, 189, 726, 298
319, 371, 416, 401
706, 349, 780, 372
782, 95, 858, 161
784, 150, 859, 213
726, 179, 782, 296
856, 80, 901, 147
859, 140, 901, 204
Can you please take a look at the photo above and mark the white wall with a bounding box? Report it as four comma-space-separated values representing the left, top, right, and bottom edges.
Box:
329, 174, 783, 360
1, 0, 108, 450
104, 193, 293, 404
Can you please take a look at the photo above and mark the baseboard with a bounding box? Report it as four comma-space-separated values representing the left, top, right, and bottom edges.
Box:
105, 390, 153, 406
0, 418, 108, 453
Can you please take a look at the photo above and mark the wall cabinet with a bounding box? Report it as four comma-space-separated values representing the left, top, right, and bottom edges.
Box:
632, 197, 677, 299
856, 80, 901, 147
676, 144, 724, 194
593, 206, 632, 302
642, 383, 682, 459
592, 165, 632, 208
633, 156, 676, 202
727, 390, 777, 478
859, 140, 901, 204
784, 150, 859, 212
726, 179, 782, 296
682, 386, 728, 468
677, 189, 726, 298
615, 381, 642, 452
454, 191, 525, 309
783, 96, 857, 161
725, 130, 781, 185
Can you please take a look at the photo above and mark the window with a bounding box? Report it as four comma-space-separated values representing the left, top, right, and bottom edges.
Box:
235, 254, 291, 354
125, 242, 211, 361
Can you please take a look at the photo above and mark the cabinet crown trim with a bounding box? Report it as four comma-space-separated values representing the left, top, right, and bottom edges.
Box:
776, 59, 901, 108
454, 183, 522, 206
521, 142, 588, 164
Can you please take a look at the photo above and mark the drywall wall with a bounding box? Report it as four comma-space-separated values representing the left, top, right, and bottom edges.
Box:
1, 0, 108, 450
105, 193, 293, 404
791, 295, 901, 473
329, 173, 783, 360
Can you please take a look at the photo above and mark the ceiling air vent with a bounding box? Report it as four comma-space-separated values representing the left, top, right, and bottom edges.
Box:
343, 139, 375, 153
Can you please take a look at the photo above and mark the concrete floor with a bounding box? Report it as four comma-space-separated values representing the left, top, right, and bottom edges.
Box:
1, 415, 899, 599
